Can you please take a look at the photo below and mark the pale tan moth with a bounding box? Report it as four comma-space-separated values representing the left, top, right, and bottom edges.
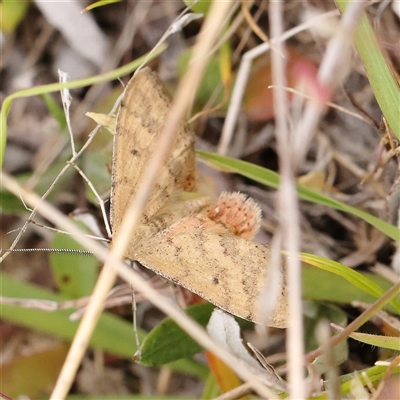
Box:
111, 68, 288, 328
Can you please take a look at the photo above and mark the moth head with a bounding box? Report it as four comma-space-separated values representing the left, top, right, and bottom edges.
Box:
206, 192, 262, 240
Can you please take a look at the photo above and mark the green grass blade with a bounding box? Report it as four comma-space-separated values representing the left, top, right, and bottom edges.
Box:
0, 45, 166, 168
348, 331, 400, 351
336, 1, 400, 139
339, 365, 400, 395
302, 266, 394, 305
0, 272, 138, 357
83, 0, 120, 12
300, 253, 400, 313
197, 151, 400, 241
0, 272, 208, 378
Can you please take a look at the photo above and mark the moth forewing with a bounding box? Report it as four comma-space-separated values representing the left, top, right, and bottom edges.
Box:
133, 215, 289, 328
111, 68, 197, 247
125, 196, 211, 258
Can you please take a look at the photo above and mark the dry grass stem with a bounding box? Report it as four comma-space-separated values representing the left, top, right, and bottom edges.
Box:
269, 2, 305, 398
44, 2, 279, 398
292, 1, 367, 167
218, 9, 339, 155
1, 168, 277, 399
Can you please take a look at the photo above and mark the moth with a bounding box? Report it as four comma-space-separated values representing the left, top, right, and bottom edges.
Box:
111, 68, 288, 328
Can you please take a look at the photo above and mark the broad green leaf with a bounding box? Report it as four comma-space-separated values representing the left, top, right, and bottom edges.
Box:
140, 303, 252, 366
197, 152, 400, 242
0, 189, 27, 214
140, 303, 216, 366
304, 302, 348, 375
0, 0, 30, 33
0, 272, 208, 378
300, 253, 400, 313
51, 230, 98, 297
41, 92, 68, 129
83, 148, 113, 205
184, 0, 211, 14
178, 50, 224, 109
201, 373, 221, 399
0, 272, 138, 357
302, 266, 395, 306
1, 159, 76, 212
0, 343, 69, 399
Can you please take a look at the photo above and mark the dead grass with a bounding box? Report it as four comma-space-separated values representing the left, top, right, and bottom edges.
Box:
1, 1, 399, 399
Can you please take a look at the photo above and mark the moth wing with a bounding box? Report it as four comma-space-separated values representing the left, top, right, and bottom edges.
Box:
124, 196, 211, 260
111, 68, 196, 243
133, 216, 289, 328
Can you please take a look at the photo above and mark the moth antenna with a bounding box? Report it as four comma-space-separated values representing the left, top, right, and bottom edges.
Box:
2, 248, 94, 256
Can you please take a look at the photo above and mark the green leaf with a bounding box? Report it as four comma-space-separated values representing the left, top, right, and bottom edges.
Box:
139, 303, 216, 366
140, 302, 252, 366
336, 1, 400, 140
83, 143, 113, 205
183, 0, 211, 14
1, 46, 166, 168
0, 0, 30, 33
0, 272, 208, 378
303, 302, 348, 370
50, 230, 98, 297
201, 373, 221, 399
346, 331, 400, 351
0, 272, 138, 358
302, 266, 395, 307
197, 151, 400, 242
0, 162, 76, 213
40, 92, 68, 129
178, 50, 224, 109
300, 253, 400, 313
82, 0, 120, 13
0, 188, 28, 214
338, 365, 400, 395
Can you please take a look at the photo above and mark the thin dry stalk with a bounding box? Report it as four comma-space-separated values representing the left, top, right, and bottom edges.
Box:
0, 94, 120, 263
305, 282, 400, 364
316, 322, 340, 399
269, 2, 305, 398
218, 10, 339, 155
213, 382, 253, 400
292, 0, 368, 167
69, 161, 112, 238
270, 85, 376, 127
241, 0, 268, 42
2, 170, 276, 400
41, 2, 278, 398
371, 355, 400, 400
